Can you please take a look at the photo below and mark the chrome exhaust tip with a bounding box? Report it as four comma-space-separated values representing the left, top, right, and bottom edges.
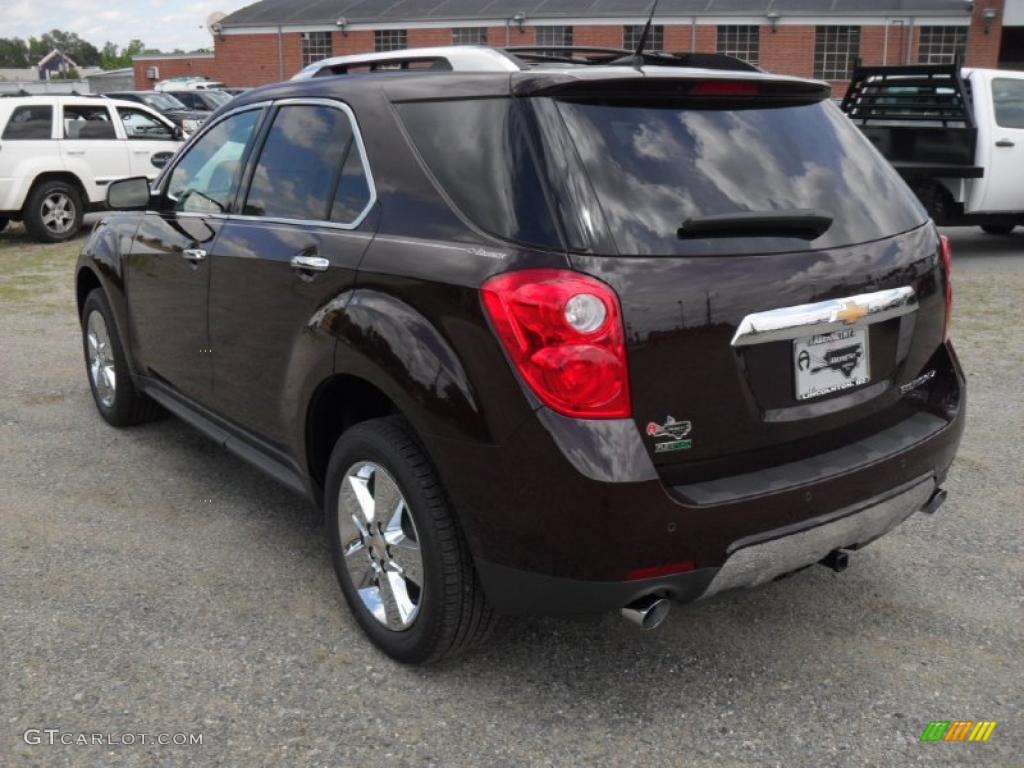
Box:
621, 595, 671, 630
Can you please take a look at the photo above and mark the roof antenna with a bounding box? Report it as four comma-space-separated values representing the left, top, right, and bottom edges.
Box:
615, 0, 658, 68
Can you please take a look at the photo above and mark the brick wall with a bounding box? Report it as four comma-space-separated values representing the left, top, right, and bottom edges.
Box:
134, 18, 1003, 92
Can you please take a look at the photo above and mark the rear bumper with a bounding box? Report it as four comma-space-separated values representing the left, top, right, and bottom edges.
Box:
478, 477, 941, 615
424, 342, 965, 615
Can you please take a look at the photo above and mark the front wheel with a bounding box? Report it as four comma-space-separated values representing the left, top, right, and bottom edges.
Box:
980, 223, 1016, 236
326, 416, 495, 664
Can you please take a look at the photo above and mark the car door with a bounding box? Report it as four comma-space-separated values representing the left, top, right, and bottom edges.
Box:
124, 106, 264, 406
980, 75, 1024, 212
115, 105, 181, 179
58, 102, 129, 205
207, 99, 377, 445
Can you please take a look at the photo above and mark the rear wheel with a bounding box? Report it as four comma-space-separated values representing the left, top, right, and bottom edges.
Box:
326, 416, 495, 663
24, 180, 83, 243
81, 289, 161, 426
980, 223, 1016, 236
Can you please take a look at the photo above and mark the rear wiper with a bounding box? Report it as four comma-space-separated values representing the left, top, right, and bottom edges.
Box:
677, 209, 833, 241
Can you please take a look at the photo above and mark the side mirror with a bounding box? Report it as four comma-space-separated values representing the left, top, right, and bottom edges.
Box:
106, 177, 151, 210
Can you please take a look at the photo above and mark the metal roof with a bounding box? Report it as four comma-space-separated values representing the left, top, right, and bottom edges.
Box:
221, 0, 973, 28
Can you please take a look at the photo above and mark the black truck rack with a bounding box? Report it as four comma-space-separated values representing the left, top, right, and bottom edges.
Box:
840, 61, 982, 180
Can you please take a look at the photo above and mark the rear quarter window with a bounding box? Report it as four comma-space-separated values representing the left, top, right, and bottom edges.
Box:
555, 98, 927, 256
2, 105, 53, 140
396, 99, 563, 250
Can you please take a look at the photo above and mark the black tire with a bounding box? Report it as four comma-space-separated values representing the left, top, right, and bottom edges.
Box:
81, 288, 162, 427
24, 179, 83, 243
980, 223, 1016, 236
0, 216, 8, 233
326, 416, 495, 664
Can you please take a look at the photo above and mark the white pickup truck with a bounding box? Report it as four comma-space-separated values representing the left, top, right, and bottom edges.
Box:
0, 95, 183, 242
842, 64, 1024, 234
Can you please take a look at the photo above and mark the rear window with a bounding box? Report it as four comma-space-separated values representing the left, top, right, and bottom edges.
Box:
397, 99, 562, 250
2, 105, 52, 140
555, 99, 926, 256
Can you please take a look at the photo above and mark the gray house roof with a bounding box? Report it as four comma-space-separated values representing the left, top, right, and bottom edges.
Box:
221, 0, 973, 28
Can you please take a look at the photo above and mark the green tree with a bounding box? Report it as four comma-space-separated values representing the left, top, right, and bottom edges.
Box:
0, 37, 30, 67
99, 39, 145, 70
29, 30, 101, 67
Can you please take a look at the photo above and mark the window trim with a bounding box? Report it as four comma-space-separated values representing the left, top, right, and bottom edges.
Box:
1, 104, 55, 140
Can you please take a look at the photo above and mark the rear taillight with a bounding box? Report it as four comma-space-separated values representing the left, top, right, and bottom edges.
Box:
689, 80, 761, 97
481, 269, 631, 419
940, 235, 953, 340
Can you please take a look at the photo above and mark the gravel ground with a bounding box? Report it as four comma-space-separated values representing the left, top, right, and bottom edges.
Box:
1, 222, 1021, 767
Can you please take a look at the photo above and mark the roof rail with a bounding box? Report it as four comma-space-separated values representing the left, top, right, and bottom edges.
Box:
292, 44, 759, 80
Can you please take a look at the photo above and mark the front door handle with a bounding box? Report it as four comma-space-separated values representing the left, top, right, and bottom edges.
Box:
290, 255, 329, 272
182, 248, 207, 263
996, 139, 1016, 148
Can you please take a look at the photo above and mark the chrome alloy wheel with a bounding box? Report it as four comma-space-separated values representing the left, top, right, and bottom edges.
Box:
338, 462, 424, 631
41, 192, 75, 235
86, 311, 116, 408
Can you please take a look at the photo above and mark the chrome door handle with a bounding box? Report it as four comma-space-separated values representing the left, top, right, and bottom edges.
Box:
182, 248, 207, 262
290, 255, 329, 272
996, 139, 1015, 148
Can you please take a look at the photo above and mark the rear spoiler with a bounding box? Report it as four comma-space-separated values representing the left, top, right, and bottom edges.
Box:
512, 70, 831, 105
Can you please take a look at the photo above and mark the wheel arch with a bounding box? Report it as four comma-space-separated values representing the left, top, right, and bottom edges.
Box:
24, 171, 89, 213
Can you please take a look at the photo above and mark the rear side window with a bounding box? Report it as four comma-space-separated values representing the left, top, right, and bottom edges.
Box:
992, 77, 1024, 129
555, 99, 927, 256
244, 103, 371, 223
397, 99, 562, 250
63, 105, 116, 140
2, 105, 52, 139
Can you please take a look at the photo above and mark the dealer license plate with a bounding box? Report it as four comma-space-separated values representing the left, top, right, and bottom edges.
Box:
793, 327, 870, 401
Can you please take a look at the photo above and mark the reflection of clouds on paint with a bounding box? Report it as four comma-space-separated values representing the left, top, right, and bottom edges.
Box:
558, 100, 925, 257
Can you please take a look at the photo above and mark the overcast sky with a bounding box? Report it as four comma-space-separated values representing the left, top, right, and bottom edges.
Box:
0, 0, 248, 53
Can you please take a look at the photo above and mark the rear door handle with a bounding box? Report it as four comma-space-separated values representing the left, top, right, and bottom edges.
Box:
182, 248, 207, 263
996, 139, 1015, 148
290, 255, 329, 272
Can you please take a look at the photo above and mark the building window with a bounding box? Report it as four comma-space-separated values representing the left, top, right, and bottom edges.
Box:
375, 29, 408, 52
301, 31, 332, 67
717, 25, 760, 66
623, 24, 663, 52
814, 26, 861, 80
452, 27, 488, 46
917, 26, 968, 64
536, 26, 573, 52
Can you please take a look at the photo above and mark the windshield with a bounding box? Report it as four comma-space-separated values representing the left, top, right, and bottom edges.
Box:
555, 99, 927, 256
142, 92, 188, 111
203, 90, 233, 108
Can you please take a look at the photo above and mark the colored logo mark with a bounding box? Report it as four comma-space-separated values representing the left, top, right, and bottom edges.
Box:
920, 721, 997, 742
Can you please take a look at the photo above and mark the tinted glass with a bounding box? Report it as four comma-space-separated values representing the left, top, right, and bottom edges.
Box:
2, 105, 52, 139
203, 90, 232, 108
63, 105, 116, 140
166, 109, 259, 213
397, 99, 562, 249
118, 108, 174, 140
330, 135, 373, 224
556, 99, 926, 256
244, 104, 354, 221
142, 92, 188, 111
993, 77, 1024, 129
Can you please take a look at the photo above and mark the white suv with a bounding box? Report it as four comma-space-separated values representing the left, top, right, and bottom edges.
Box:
0, 95, 184, 242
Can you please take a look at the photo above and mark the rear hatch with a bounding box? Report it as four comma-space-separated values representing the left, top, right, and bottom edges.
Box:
527, 70, 945, 484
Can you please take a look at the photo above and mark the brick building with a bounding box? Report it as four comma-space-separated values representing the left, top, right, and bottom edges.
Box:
133, 0, 1013, 94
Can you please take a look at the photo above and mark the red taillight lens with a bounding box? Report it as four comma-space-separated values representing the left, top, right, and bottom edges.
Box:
627, 561, 696, 581
940, 234, 953, 340
481, 269, 631, 419
689, 80, 761, 97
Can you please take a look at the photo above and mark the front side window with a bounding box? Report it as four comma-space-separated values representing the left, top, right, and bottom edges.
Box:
2, 105, 52, 140
917, 26, 968, 65
166, 109, 260, 213
118, 108, 175, 140
63, 105, 116, 140
814, 26, 861, 80
718, 25, 760, 66
302, 31, 333, 66
992, 77, 1024, 129
624, 24, 663, 52
375, 30, 407, 52
244, 104, 371, 223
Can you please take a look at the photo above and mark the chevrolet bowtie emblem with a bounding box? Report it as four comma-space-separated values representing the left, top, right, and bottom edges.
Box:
835, 302, 869, 324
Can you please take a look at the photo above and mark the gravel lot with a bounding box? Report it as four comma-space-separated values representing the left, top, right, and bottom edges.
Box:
1, 221, 1021, 767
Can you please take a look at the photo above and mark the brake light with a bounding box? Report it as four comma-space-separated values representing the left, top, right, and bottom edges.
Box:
481, 269, 631, 419
627, 561, 696, 581
940, 235, 953, 340
689, 80, 761, 97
